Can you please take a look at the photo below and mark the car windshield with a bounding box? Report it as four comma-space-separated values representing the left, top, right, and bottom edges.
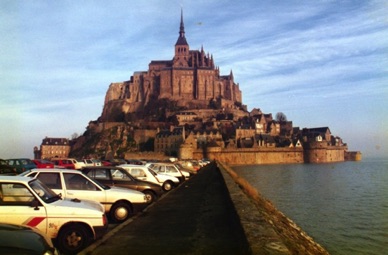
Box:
28, 179, 61, 203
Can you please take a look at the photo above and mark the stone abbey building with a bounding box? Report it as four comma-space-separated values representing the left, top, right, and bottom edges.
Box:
101, 10, 243, 121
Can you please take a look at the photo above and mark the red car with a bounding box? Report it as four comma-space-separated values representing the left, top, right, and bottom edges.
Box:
101, 160, 113, 166
32, 159, 54, 168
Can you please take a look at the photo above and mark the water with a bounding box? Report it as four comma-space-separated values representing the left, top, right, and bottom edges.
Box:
232, 158, 388, 255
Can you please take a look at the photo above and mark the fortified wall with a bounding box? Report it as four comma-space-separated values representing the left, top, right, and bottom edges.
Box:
182, 145, 348, 164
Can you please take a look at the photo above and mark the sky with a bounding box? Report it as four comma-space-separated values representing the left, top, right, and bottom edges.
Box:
1, 0, 387, 159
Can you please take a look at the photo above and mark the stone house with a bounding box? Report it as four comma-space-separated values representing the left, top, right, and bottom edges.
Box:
34, 137, 71, 160
255, 134, 276, 147
302, 127, 332, 144
154, 127, 185, 156
190, 130, 224, 149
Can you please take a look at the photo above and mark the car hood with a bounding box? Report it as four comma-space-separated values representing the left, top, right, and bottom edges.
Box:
51, 198, 105, 213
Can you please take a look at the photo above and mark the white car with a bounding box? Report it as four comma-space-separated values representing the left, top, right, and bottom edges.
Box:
146, 163, 190, 183
82, 159, 102, 167
0, 176, 108, 254
20, 168, 148, 223
118, 164, 180, 191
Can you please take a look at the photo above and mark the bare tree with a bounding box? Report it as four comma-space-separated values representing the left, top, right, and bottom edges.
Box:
275, 112, 287, 123
71, 132, 79, 140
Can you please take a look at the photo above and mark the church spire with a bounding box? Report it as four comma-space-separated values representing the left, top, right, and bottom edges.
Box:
173, 8, 190, 67
179, 9, 185, 38
175, 8, 188, 46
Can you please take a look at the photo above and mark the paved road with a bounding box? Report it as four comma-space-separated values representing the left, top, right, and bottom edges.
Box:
82, 162, 250, 255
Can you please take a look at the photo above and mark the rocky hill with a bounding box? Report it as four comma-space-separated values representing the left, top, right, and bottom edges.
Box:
71, 11, 248, 158
70, 11, 354, 162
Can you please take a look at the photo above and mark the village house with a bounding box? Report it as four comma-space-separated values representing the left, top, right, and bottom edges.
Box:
154, 127, 185, 156
34, 137, 71, 160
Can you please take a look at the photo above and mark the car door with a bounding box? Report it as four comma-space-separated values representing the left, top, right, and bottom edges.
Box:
0, 182, 48, 234
33, 172, 106, 206
108, 169, 139, 190
61, 172, 106, 203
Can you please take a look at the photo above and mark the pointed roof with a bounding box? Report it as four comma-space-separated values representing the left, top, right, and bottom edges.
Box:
175, 9, 188, 46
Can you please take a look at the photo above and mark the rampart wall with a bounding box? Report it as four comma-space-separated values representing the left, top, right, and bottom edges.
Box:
188, 145, 347, 164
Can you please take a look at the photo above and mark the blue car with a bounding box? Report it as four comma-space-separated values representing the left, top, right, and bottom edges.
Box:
6, 158, 36, 173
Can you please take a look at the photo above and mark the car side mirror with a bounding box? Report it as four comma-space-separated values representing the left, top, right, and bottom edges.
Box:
31, 199, 40, 210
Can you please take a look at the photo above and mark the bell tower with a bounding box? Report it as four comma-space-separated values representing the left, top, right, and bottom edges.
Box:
173, 9, 189, 67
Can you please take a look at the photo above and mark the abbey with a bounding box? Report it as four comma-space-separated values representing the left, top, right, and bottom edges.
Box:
101, 11, 243, 121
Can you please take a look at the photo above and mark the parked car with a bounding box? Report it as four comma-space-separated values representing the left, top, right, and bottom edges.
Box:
6, 158, 36, 173
51, 158, 75, 169
76, 159, 86, 169
32, 159, 54, 168
119, 164, 180, 191
146, 163, 190, 183
82, 159, 102, 167
102, 159, 127, 166
50, 158, 83, 170
82, 166, 164, 203
0, 159, 16, 175
101, 160, 113, 166
175, 161, 199, 175
125, 159, 144, 165
0, 223, 58, 255
20, 168, 148, 223
0, 176, 108, 254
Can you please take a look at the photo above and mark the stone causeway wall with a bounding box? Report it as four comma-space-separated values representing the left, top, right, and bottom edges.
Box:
217, 161, 330, 255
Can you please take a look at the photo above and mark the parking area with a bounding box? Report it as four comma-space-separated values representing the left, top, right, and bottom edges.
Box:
81, 162, 250, 255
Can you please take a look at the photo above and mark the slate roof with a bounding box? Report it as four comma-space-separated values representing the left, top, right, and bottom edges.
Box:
41, 137, 69, 145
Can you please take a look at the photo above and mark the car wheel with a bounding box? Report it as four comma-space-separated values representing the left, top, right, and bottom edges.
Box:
143, 190, 157, 203
57, 223, 90, 254
162, 181, 173, 191
110, 202, 132, 223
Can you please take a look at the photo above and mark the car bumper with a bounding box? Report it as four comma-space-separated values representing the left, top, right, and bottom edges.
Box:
93, 217, 109, 239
